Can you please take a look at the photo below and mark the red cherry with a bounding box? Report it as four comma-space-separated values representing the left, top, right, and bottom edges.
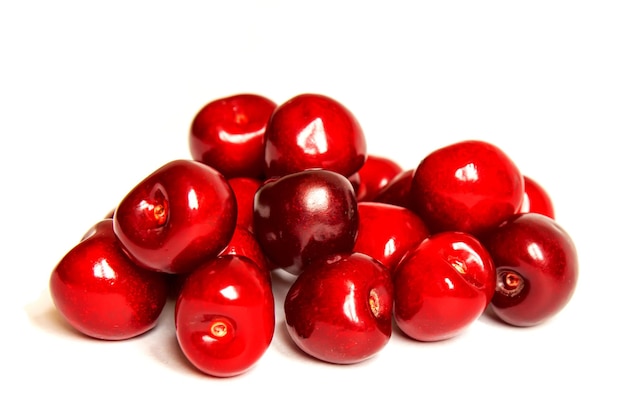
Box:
264, 93, 367, 178
393, 231, 496, 342
354, 155, 403, 201
481, 213, 578, 327
410, 140, 524, 236
253, 169, 359, 275
284, 252, 393, 364
518, 175, 555, 219
189, 93, 276, 178
50, 219, 169, 340
353, 202, 430, 273
218, 225, 271, 279
113, 159, 237, 275
374, 168, 415, 209
228, 176, 263, 233
175, 255, 275, 377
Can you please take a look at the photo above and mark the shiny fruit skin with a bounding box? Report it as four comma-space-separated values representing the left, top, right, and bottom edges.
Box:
253, 169, 359, 275
410, 140, 524, 236
264, 93, 367, 178
284, 252, 394, 364
113, 159, 237, 275
353, 202, 430, 272
189, 93, 277, 178
481, 213, 578, 327
355, 155, 403, 201
50, 219, 169, 340
393, 231, 496, 342
175, 255, 275, 377
218, 225, 272, 280
518, 175, 555, 219
374, 168, 415, 209
228, 176, 263, 233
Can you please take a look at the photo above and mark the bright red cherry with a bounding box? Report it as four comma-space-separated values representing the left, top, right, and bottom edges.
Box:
253, 169, 359, 276
218, 225, 271, 279
264, 93, 367, 178
374, 168, 415, 209
50, 219, 169, 340
189, 93, 276, 178
113, 159, 237, 275
481, 213, 578, 327
228, 176, 263, 233
284, 252, 393, 364
354, 155, 403, 201
353, 202, 430, 273
393, 231, 496, 342
175, 255, 275, 377
410, 140, 524, 236
518, 175, 555, 219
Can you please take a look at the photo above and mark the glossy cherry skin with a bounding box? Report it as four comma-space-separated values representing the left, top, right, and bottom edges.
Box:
189, 93, 277, 178
518, 175, 555, 219
175, 255, 275, 377
264, 93, 367, 178
393, 231, 496, 342
374, 168, 415, 209
284, 252, 393, 364
354, 155, 403, 201
410, 140, 524, 236
481, 213, 578, 327
353, 202, 430, 273
253, 169, 359, 276
113, 159, 237, 275
50, 219, 169, 340
228, 176, 263, 233
218, 225, 271, 280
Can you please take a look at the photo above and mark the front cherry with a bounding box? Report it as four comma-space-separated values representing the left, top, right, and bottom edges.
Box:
50, 219, 169, 340
393, 231, 496, 342
113, 159, 237, 275
253, 169, 359, 275
481, 213, 578, 327
284, 252, 394, 364
175, 255, 275, 377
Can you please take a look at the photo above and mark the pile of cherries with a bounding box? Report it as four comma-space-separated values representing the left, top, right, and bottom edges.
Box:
49, 93, 579, 377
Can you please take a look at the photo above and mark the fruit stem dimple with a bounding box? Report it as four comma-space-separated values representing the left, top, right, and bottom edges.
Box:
369, 289, 381, 318
497, 270, 525, 297
210, 321, 229, 338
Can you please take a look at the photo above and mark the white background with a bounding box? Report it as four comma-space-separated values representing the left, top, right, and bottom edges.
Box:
2, 1, 624, 415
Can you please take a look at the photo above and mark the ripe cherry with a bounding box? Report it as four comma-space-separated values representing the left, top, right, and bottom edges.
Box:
263, 93, 367, 178
284, 252, 393, 364
228, 176, 263, 233
175, 255, 275, 377
50, 219, 169, 340
518, 175, 555, 219
374, 168, 415, 209
481, 213, 578, 327
410, 140, 524, 236
354, 154, 403, 201
189, 93, 276, 178
113, 159, 237, 275
253, 169, 359, 275
393, 231, 496, 342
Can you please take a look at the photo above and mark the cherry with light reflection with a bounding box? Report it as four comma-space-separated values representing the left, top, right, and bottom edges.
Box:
189, 93, 276, 178
264, 93, 367, 178
374, 168, 415, 209
50, 219, 169, 340
354, 154, 404, 201
253, 168, 359, 276
410, 140, 524, 236
113, 159, 237, 275
175, 255, 275, 377
284, 252, 393, 364
228, 176, 263, 233
393, 231, 496, 342
518, 175, 555, 219
481, 212, 578, 327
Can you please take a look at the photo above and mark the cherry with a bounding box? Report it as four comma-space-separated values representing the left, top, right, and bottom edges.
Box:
189, 93, 276, 178
50, 219, 169, 340
263, 93, 367, 178
481, 213, 578, 327
354, 154, 403, 201
175, 255, 274, 377
228, 176, 263, 233
284, 252, 393, 364
113, 159, 237, 275
410, 140, 524, 236
518, 175, 555, 219
218, 225, 271, 280
353, 202, 430, 273
253, 169, 359, 276
373, 168, 415, 209
393, 231, 496, 342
